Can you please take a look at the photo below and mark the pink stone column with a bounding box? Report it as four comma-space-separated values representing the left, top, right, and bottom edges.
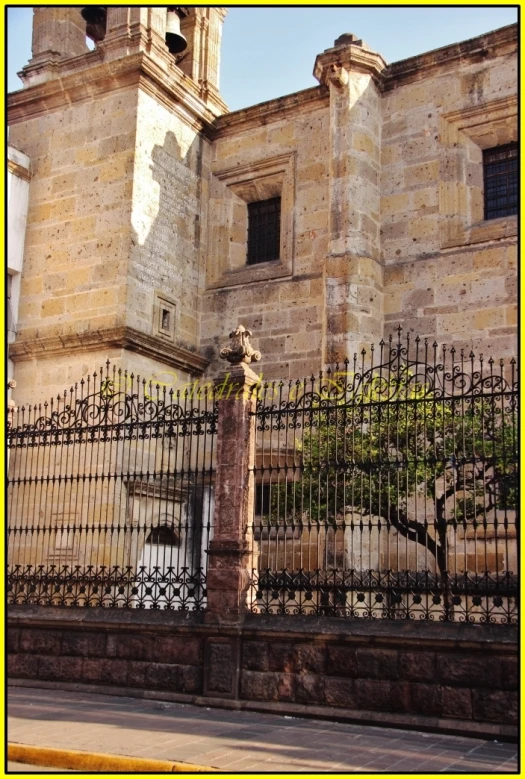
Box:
205, 362, 259, 625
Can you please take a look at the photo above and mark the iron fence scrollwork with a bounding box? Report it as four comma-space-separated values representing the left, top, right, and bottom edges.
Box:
249, 333, 518, 624
7, 363, 218, 610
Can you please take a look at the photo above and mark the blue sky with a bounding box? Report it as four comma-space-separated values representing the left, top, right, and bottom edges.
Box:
8, 6, 518, 111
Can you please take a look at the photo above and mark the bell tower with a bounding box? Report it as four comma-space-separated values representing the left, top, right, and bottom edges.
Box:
8, 6, 227, 405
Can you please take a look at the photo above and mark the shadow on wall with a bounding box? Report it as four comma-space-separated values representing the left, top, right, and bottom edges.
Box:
128, 128, 206, 360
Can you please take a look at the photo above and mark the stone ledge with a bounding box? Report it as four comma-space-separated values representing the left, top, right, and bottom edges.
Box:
442, 215, 518, 250
8, 605, 517, 648
206, 262, 292, 290
8, 51, 223, 132
210, 25, 516, 138
242, 613, 518, 648
7, 158, 31, 182
383, 24, 517, 89
9, 326, 210, 376
8, 605, 205, 631
211, 86, 329, 138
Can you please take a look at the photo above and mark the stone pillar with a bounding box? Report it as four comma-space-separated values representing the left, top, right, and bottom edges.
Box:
314, 35, 386, 360
179, 8, 227, 111
101, 7, 170, 67
206, 365, 259, 622
179, 8, 225, 88
203, 327, 260, 699
19, 7, 88, 86
30, 6, 87, 58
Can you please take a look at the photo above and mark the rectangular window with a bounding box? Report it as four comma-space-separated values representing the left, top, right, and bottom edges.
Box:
247, 197, 281, 265
483, 143, 518, 220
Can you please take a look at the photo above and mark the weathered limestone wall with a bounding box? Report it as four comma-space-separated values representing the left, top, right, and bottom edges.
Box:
7, 146, 31, 384
381, 26, 517, 358
10, 88, 135, 342
8, 88, 137, 406
8, 5, 229, 407
129, 89, 212, 352
8, 15, 517, 398
201, 26, 517, 378
201, 91, 330, 380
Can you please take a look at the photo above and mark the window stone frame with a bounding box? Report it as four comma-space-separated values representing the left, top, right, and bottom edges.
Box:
207, 152, 296, 289
153, 291, 177, 343
439, 95, 517, 249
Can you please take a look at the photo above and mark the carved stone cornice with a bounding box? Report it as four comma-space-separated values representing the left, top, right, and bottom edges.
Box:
211, 86, 329, 139
9, 326, 210, 376
213, 152, 295, 184
18, 49, 102, 90
383, 23, 517, 91
311, 23, 517, 95
8, 50, 226, 134
440, 94, 518, 138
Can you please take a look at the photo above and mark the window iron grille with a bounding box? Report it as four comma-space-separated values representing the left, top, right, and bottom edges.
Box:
247, 197, 281, 265
483, 143, 518, 220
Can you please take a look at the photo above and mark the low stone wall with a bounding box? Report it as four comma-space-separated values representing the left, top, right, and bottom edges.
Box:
8, 606, 518, 740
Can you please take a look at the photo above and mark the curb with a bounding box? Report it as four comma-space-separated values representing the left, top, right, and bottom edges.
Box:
8, 743, 219, 773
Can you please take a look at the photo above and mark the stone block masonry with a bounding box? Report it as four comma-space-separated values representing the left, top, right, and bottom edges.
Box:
8, 14, 517, 396
199, 25, 516, 377
6, 344, 518, 738
6, 11, 518, 745
7, 607, 517, 740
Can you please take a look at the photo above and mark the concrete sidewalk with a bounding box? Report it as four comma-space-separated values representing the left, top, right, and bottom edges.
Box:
8, 686, 518, 773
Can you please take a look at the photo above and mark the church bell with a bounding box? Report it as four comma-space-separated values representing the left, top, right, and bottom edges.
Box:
81, 6, 107, 43
165, 8, 187, 55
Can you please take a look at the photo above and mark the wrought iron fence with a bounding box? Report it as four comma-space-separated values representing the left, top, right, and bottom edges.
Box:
249, 333, 518, 624
7, 364, 217, 610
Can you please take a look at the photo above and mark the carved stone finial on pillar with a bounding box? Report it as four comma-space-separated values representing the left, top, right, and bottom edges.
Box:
334, 32, 368, 48
313, 35, 386, 88
219, 325, 261, 365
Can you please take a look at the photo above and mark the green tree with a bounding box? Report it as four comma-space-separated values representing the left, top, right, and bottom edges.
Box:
267, 373, 517, 577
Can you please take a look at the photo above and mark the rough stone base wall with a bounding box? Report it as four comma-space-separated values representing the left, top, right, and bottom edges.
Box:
8, 608, 517, 740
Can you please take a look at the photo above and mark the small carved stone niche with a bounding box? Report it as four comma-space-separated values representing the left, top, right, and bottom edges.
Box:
153, 292, 177, 343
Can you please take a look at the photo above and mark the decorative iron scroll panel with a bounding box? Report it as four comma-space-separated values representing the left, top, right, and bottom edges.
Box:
7, 365, 218, 610
249, 335, 518, 624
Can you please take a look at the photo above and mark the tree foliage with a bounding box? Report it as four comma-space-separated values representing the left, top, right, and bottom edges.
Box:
265, 374, 517, 575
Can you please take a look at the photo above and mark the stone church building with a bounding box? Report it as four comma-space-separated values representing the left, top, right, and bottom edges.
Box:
7, 7, 517, 406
